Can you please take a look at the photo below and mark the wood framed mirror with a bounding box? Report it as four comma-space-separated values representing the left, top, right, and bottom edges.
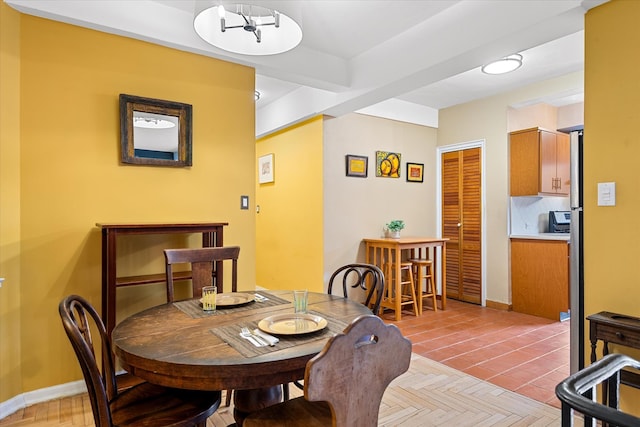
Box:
119, 94, 192, 167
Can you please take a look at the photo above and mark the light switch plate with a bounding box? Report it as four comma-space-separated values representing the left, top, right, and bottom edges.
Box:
240, 195, 249, 210
597, 182, 616, 206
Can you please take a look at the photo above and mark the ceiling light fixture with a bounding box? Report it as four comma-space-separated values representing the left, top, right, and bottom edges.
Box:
194, 3, 302, 56
133, 117, 176, 129
481, 54, 523, 75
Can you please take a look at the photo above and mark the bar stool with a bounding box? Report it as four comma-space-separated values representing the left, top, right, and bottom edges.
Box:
409, 258, 437, 314
384, 261, 419, 316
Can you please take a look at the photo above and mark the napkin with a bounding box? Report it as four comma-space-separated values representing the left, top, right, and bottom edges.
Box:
253, 329, 279, 346
254, 293, 269, 302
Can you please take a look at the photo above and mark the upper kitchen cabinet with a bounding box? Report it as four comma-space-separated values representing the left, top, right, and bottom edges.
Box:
509, 127, 570, 196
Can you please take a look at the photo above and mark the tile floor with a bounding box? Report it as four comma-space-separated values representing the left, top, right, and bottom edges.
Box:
379, 298, 570, 408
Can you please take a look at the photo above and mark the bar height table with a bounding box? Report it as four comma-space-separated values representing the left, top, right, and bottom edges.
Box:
363, 236, 448, 321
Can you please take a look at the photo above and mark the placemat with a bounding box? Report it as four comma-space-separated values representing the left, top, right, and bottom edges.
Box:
173, 291, 290, 319
211, 311, 348, 358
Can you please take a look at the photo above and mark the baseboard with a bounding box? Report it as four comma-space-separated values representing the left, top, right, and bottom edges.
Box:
485, 299, 512, 311
0, 380, 86, 420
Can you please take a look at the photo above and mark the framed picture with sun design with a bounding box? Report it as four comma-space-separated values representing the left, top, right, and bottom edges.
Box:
376, 151, 401, 178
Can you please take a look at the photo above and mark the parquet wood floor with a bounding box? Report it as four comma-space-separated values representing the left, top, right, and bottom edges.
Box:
0, 299, 570, 426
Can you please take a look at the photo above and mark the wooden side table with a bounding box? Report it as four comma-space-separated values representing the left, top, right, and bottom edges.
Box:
97, 222, 227, 335
587, 311, 640, 389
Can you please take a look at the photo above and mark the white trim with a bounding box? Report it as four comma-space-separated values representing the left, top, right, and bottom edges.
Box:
436, 139, 487, 307
0, 380, 86, 420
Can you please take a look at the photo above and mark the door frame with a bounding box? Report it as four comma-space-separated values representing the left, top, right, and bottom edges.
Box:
436, 139, 487, 306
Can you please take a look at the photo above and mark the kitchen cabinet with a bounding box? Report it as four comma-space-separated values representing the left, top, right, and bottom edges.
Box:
509, 127, 570, 196
510, 238, 569, 321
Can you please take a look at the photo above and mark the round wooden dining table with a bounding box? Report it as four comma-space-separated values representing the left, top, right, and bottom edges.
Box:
112, 290, 372, 426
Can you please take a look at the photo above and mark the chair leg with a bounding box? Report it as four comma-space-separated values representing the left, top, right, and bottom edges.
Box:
412, 263, 423, 315
401, 264, 419, 316
427, 268, 437, 312
407, 268, 418, 316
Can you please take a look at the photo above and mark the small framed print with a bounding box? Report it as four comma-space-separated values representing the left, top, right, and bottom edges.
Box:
376, 151, 401, 178
406, 162, 424, 182
345, 154, 368, 177
258, 153, 274, 184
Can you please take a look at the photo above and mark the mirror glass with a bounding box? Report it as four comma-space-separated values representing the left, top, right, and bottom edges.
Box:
120, 94, 192, 167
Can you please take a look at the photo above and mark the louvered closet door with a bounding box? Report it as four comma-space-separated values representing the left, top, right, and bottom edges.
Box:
442, 148, 482, 304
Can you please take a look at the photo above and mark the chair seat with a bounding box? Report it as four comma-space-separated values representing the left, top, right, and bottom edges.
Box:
111, 382, 221, 427
244, 397, 331, 427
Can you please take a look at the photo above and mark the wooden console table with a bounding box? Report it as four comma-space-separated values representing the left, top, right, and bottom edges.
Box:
587, 311, 640, 390
97, 222, 227, 335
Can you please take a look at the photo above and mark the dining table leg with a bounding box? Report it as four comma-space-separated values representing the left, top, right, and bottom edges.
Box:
233, 385, 283, 426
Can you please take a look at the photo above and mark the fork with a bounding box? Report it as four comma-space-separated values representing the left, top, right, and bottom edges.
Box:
240, 327, 265, 347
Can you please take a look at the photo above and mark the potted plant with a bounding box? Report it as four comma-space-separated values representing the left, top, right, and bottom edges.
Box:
385, 220, 405, 238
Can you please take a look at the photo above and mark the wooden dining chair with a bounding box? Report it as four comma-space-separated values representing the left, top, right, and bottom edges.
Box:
164, 246, 240, 301
59, 295, 221, 427
327, 263, 385, 315
244, 315, 412, 427
165, 246, 240, 407
287, 263, 386, 395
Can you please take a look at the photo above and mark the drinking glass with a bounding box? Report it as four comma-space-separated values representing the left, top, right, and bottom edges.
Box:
293, 290, 308, 314
202, 286, 217, 312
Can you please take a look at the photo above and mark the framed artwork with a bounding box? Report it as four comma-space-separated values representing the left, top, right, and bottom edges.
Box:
345, 154, 368, 177
406, 162, 424, 182
376, 151, 401, 178
258, 153, 274, 184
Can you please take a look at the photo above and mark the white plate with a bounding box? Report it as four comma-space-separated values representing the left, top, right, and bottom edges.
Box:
199, 292, 255, 307
258, 313, 328, 335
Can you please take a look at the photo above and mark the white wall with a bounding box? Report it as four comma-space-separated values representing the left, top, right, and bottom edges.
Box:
510, 196, 571, 234
323, 113, 438, 287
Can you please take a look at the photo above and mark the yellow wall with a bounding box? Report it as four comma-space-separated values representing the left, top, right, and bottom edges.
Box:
1, 10, 256, 399
255, 116, 323, 292
0, 1, 23, 403
584, 0, 640, 413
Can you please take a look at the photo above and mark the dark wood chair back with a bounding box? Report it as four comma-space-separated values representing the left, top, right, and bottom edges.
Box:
244, 315, 411, 427
305, 314, 411, 426
327, 263, 385, 315
59, 295, 119, 425
164, 246, 240, 301
59, 294, 220, 427
555, 353, 640, 427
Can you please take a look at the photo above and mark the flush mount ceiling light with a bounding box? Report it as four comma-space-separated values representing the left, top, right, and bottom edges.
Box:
194, 3, 302, 55
133, 116, 176, 129
481, 54, 523, 75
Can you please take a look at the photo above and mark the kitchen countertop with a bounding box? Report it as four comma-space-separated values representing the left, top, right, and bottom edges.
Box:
510, 233, 570, 241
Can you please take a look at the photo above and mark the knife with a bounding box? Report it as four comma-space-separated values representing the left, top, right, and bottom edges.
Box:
253, 329, 279, 346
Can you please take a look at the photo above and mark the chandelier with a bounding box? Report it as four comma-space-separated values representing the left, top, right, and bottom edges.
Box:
194, 3, 302, 56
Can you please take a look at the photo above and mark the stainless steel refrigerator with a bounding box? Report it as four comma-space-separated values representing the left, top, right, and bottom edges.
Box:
569, 130, 584, 373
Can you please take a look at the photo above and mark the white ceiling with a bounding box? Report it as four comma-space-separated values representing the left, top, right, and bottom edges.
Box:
5, 0, 607, 137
